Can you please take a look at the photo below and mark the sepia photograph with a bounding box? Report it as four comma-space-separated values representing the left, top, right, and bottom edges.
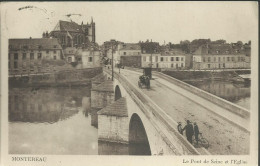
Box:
0, 1, 258, 166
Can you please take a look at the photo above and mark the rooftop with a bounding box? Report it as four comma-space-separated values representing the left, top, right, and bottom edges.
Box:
9, 38, 62, 50
120, 43, 141, 51
97, 97, 128, 117
91, 80, 114, 92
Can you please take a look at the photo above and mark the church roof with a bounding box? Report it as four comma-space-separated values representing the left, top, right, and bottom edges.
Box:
53, 20, 84, 33
9, 38, 62, 50
97, 97, 128, 117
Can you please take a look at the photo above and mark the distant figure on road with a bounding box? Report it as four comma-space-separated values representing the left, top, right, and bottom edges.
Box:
194, 122, 200, 145
177, 122, 183, 135
182, 120, 194, 144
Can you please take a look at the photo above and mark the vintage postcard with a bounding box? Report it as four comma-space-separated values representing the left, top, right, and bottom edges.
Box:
0, 1, 258, 166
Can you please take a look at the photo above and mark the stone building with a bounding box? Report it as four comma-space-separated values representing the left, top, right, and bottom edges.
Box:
44, 18, 95, 48
76, 48, 101, 68
192, 44, 251, 70
8, 38, 63, 75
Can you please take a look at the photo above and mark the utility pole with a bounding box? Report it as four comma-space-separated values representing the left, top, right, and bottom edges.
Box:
111, 42, 114, 81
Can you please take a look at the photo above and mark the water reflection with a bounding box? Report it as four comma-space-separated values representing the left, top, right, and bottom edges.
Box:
185, 80, 250, 109
9, 88, 81, 123
9, 86, 151, 155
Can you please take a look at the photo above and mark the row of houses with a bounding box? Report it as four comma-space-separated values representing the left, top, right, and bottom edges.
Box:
105, 42, 251, 70
8, 38, 101, 75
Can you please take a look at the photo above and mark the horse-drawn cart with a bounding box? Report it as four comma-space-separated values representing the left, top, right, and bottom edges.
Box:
138, 67, 152, 89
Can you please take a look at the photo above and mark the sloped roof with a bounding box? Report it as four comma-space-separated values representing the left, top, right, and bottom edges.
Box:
97, 97, 128, 117
9, 38, 62, 50
53, 20, 84, 33
120, 43, 141, 51
91, 80, 114, 92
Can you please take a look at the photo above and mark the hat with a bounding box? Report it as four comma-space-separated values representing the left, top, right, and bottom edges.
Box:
187, 120, 190, 123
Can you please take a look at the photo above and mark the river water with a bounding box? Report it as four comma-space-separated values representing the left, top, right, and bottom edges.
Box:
9, 86, 144, 155
184, 80, 250, 110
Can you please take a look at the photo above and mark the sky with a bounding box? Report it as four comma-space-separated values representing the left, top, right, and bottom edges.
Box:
1, 1, 258, 45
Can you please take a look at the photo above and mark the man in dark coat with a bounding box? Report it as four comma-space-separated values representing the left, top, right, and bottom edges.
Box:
194, 122, 200, 145
182, 120, 194, 144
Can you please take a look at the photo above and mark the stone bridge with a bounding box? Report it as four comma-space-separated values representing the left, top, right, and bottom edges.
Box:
90, 67, 250, 155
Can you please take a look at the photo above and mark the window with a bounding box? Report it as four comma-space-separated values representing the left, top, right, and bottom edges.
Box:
38, 45, 42, 49
89, 57, 93, 62
176, 57, 179, 61
9, 45, 12, 49
46, 50, 49, 54
14, 53, 18, 60
214, 57, 216, 62
155, 56, 158, 62
161, 57, 163, 61
54, 50, 57, 54
53, 45, 57, 48
231, 57, 234, 61
30, 53, 34, 60
68, 57, 72, 62
54, 56, 56, 60
208, 64, 210, 68
181, 57, 184, 61
38, 53, 42, 59
181, 63, 183, 67
171, 64, 174, 68
22, 53, 26, 60
223, 57, 225, 61
143, 57, 146, 61
208, 57, 211, 62
171, 57, 174, 61
203, 57, 206, 62
124, 52, 126, 55
165, 57, 168, 61
227, 57, 230, 61
218, 57, 220, 62
14, 61, 18, 69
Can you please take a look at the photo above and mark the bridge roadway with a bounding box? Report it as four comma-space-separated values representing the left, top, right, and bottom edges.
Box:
114, 68, 249, 155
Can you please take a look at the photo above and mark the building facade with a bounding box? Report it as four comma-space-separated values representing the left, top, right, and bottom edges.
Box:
159, 54, 186, 69
44, 18, 96, 48
9, 38, 63, 75
76, 48, 101, 68
192, 44, 250, 70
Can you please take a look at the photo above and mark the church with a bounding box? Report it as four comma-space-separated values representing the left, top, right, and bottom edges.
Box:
43, 18, 96, 48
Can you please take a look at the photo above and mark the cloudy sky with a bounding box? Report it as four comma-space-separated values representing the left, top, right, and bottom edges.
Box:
1, 1, 258, 45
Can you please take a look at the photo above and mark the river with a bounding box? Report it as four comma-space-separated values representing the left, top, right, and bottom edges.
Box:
184, 80, 250, 110
9, 86, 144, 155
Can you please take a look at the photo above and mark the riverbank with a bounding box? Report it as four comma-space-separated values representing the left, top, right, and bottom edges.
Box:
9, 67, 102, 88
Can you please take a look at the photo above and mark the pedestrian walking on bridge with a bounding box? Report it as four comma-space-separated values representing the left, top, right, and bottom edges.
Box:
194, 122, 200, 145
182, 120, 194, 144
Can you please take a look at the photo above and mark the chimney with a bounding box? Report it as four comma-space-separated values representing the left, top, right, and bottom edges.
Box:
29, 37, 32, 39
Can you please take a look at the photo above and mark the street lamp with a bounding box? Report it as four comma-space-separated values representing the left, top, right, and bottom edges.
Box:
110, 40, 116, 81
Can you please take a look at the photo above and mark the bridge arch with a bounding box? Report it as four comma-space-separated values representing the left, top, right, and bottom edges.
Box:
115, 85, 122, 101
129, 113, 151, 155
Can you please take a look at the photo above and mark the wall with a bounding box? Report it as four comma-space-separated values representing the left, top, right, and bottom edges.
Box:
98, 115, 129, 143
121, 56, 141, 68
9, 49, 63, 75
9, 67, 102, 87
